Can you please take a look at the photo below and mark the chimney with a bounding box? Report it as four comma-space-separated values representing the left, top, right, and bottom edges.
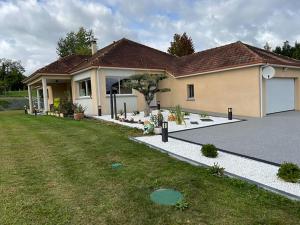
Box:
91, 39, 97, 55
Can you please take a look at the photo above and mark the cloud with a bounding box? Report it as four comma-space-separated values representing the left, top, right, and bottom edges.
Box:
0, 0, 300, 75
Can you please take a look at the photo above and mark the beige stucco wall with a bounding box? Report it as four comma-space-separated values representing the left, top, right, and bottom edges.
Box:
71, 69, 98, 115
261, 67, 300, 116
157, 67, 261, 117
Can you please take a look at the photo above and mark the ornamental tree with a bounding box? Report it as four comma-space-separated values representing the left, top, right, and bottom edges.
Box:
125, 73, 170, 116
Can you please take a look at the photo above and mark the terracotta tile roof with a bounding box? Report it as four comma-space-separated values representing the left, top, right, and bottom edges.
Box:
23, 54, 91, 82
24, 38, 300, 83
70, 38, 177, 73
67, 39, 300, 76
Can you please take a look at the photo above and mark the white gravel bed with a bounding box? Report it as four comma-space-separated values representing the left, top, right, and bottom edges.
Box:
93, 110, 239, 132
134, 135, 300, 199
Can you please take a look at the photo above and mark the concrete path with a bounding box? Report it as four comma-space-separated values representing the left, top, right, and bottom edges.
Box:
169, 111, 300, 166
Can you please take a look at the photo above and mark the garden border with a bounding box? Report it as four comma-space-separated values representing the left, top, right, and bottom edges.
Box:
130, 137, 300, 201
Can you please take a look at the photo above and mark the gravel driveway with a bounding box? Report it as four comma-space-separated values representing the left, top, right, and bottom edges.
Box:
169, 111, 300, 166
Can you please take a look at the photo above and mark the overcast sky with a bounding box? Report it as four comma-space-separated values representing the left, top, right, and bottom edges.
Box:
1, 0, 300, 75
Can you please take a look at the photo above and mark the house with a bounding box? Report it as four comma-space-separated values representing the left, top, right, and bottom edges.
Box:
23, 38, 300, 117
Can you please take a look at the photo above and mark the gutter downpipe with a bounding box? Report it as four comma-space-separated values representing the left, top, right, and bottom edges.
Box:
259, 64, 268, 118
96, 67, 101, 109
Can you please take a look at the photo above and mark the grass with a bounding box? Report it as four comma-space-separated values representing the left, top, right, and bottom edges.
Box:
0, 111, 300, 225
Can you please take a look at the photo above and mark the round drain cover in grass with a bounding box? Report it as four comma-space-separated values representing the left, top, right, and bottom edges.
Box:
111, 163, 123, 169
150, 189, 183, 206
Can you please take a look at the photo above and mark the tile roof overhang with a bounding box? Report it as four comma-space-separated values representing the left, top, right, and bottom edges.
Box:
23, 38, 300, 84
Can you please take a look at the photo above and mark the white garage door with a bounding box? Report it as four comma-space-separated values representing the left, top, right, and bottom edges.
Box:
266, 78, 295, 114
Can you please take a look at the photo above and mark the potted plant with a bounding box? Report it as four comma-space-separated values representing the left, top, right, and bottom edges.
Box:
73, 103, 86, 120
150, 112, 164, 134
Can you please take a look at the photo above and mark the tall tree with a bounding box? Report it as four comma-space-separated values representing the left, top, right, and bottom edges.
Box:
168, 32, 195, 57
56, 27, 95, 57
0, 58, 25, 94
273, 40, 300, 60
124, 74, 170, 116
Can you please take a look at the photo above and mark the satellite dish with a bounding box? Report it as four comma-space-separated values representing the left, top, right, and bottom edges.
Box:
262, 66, 275, 79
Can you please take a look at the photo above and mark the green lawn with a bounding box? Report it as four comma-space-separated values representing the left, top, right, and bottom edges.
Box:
0, 111, 300, 225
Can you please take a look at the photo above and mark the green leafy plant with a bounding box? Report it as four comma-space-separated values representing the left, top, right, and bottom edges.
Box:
73, 103, 86, 113
277, 162, 300, 183
175, 105, 185, 125
209, 163, 225, 177
200, 113, 208, 118
169, 108, 175, 114
183, 111, 190, 116
150, 111, 164, 127
60, 101, 74, 116
201, 144, 218, 158
175, 200, 189, 211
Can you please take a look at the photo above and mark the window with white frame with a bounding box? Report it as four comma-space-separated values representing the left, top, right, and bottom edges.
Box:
187, 84, 194, 99
78, 79, 91, 97
106, 76, 132, 95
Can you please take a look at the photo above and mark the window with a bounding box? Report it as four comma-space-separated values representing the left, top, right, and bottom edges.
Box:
187, 84, 194, 99
78, 79, 91, 97
106, 76, 132, 95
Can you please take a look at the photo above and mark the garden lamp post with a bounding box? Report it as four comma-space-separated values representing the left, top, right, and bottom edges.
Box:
124, 102, 127, 119
157, 101, 161, 110
162, 121, 168, 142
98, 105, 102, 116
228, 107, 232, 120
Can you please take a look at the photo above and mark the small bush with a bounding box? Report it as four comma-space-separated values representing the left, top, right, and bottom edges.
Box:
209, 163, 225, 176
174, 200, 189, 211
277, 162, 300, 183
201, 144, 218, 158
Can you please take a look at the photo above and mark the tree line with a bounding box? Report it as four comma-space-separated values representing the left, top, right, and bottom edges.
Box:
0, 58, 26, 95
3, 26, 300, 96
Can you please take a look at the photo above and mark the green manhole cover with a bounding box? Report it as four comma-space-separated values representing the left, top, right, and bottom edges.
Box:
111, 163, 123, 169
150, 188, 183, 206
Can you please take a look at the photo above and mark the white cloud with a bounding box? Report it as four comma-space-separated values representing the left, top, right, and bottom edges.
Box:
0, 0, 300, 75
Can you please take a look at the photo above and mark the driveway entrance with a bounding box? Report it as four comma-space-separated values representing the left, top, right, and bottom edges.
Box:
169, 111, 300, 166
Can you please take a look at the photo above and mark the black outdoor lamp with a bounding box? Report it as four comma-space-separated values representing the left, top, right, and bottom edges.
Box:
124, 102, 127, 119
157, 101, 161, 110
98, 105, 102, 116
162, 121, 168, 142
228, 107, 232, 120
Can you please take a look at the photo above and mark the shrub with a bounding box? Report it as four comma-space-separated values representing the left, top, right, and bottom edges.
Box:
209, 163, 225, 176
201, 144, 218, 158
73, 103, 86, 113
277, 162, 300, 183
174, 200, 189, 211
60, 101, 74, 115
200, 113, 209, 118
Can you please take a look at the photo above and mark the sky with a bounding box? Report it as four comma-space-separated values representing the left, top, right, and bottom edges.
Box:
1, 0, 300, 75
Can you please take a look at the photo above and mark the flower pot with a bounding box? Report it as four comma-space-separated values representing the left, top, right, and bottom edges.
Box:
74, 113, 84, 120
154, 127, 162, 134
